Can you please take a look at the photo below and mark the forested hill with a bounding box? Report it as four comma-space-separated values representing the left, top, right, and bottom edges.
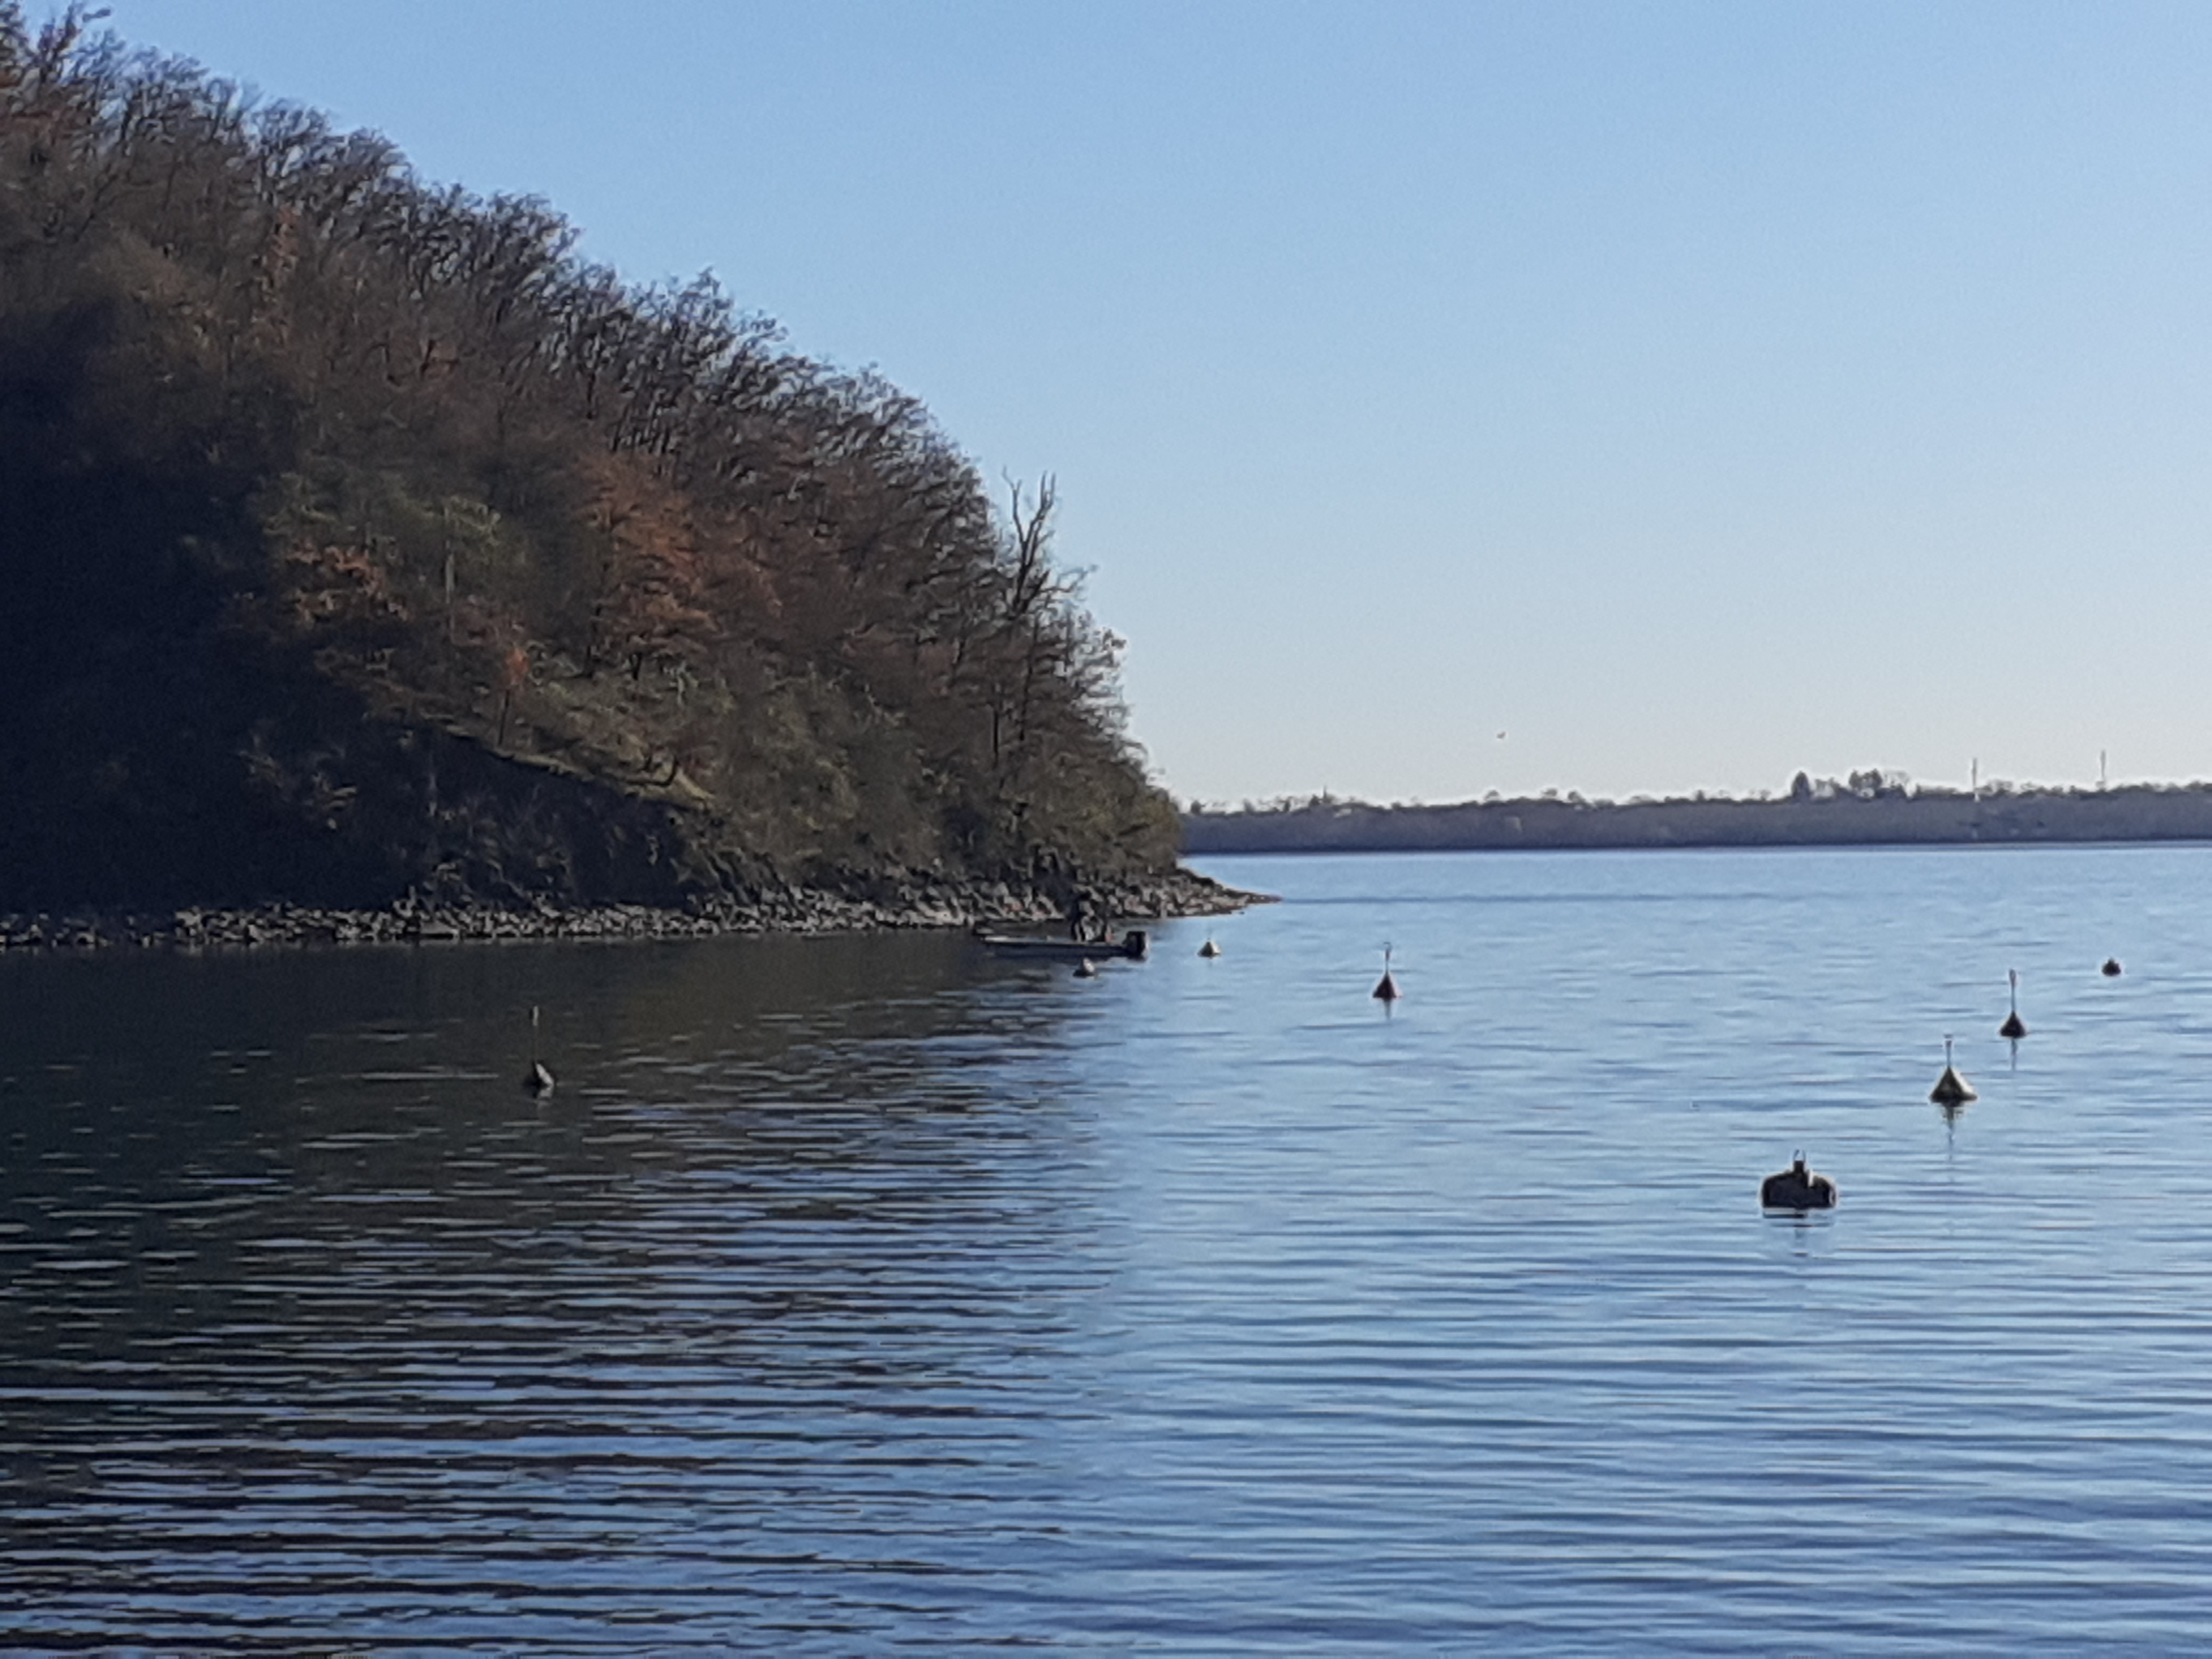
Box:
0, 8, 1180, 913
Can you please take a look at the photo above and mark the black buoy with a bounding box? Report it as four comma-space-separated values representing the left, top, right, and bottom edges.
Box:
524, 1004, 555, 1095
1372, 943, 1400, 1002
1930, 1034, 1976, 1106
1999, 969, 2027, 1040
1761, 1151, 1837, 1209
1073, 958, 1097, 979
2102, 958, 2123, 977
1199, 937, 1222, 959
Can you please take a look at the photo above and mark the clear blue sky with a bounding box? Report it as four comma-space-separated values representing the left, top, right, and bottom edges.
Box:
86, 1, 2212, 804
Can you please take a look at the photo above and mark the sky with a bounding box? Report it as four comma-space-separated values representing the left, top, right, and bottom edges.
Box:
76, 1, 2212, 805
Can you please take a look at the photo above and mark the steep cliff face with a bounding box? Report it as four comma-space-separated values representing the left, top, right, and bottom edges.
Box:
0, 578, 747, 911
255, 725, 746, 910
0, 11, 1182, 911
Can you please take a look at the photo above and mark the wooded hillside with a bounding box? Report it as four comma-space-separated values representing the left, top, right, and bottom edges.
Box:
0, 6, 1179, 910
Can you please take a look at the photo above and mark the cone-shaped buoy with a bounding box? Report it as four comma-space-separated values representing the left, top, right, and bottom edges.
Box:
1073, 958, 1097, 979
1930, 1034, 1976, 1105
1761, 1151, 1837, 1209
1199, 937, 1222, 958
524, 1004, 555, 1095
1998, 969, 2027, 1040
1372, 943, 1400, 1002
2102, 958, 2123, 977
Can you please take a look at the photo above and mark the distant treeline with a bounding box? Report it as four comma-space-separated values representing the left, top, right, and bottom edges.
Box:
1184, 776, 2212, 854
0, 7, 1176, 909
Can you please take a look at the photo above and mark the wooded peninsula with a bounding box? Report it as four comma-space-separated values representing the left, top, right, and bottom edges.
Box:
0, 9, 1232, 942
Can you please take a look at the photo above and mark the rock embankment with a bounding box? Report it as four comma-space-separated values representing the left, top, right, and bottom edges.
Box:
0, 867, 1266, 952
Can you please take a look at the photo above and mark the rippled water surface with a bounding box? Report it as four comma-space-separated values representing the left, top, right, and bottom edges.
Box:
10, 847, 2212, 1651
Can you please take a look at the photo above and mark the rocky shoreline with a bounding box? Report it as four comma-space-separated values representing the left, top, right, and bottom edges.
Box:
0, 866, 1271, 952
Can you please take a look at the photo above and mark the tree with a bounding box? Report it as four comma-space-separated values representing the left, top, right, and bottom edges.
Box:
0, 8, 1183, 905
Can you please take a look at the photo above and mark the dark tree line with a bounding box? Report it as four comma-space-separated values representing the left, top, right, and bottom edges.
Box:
0, 6, 1178, 905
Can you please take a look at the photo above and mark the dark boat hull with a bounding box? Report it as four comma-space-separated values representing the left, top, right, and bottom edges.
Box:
975, 930, 1148, 961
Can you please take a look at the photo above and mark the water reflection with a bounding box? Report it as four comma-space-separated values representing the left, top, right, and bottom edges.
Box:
1, 933, 1116, 1649
16, 847, 2212, 1651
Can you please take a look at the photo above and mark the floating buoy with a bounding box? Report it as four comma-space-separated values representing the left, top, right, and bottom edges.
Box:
1199, 938, 1222, 959
2102, 958, 2123, 977
524, 1004, 555, 1095
1372, 943, 1400, 1002
1999, 969, 2027, 1040
1761, 1151, 1837, 1209
1930, 1034, 1976, 1105
1073, 959, 1097, 979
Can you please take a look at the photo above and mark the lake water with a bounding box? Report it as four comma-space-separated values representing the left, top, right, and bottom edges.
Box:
7, 846, 2212, 1653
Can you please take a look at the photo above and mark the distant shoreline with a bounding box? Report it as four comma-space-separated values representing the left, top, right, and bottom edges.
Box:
1183, 784, 2212, 856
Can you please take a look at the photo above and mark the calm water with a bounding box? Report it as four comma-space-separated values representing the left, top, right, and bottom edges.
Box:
8, 846, 2212, 1653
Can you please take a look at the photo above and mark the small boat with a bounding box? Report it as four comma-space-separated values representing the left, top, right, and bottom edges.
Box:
975, 928, 1148, 961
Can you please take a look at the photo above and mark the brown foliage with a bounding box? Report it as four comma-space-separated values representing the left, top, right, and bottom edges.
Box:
0, 4, 1181, 893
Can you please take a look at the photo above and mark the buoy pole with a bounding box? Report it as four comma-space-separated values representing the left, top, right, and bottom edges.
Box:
1931, 1033, 1976, 1106
525, 1004, 555, 1094
1372, 943, 1400, 1003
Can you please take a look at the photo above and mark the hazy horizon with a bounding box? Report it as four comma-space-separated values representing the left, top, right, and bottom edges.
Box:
85, 1, 2212, 808
1187, 763, 2180, 812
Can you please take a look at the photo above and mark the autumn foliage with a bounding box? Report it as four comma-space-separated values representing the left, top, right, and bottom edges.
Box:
0, 7, 1180, 907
